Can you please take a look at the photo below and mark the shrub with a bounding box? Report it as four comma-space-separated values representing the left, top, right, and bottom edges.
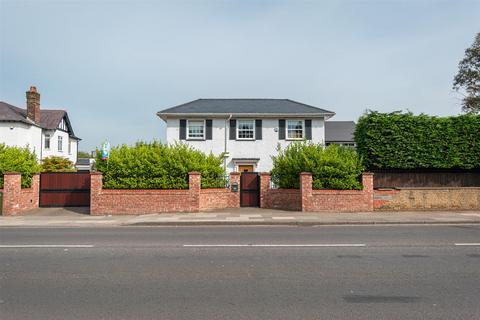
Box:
354, 111, 480, 170
95, 141, 226, 189
41, 156, 76, 172
0, 143, 41, 188
270, 142, 364, 190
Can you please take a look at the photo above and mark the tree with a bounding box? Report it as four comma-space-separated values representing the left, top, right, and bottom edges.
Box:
41, 156, 76, 172
453, 32, 480, 114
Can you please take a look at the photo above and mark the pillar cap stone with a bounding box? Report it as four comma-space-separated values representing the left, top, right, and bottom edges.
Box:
4, 172, 21, 175
230, 172, 241, 175
259, 172, 270, 176
188, 171, 201, 175
91, 172, 103, 175
300, 172, 312, 176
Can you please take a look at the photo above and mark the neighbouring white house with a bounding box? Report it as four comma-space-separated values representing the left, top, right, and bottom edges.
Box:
0, 86, 80, 163
157, 99, 335, 173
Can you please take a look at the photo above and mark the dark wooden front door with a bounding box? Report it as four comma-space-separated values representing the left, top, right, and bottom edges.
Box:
40, 172, 91, 207
240, 172, 259, 207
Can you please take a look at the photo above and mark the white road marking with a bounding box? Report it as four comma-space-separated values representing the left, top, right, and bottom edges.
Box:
454, 243, 480, 246
183, 244, 366, 247
0, 245, 94, 248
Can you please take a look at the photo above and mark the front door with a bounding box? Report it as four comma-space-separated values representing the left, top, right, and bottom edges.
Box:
238, 165, 254, 173
240, 172, 259, 207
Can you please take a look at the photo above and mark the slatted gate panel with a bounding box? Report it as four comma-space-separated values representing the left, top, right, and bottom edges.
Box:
240, 172, 259, 207
40, 173, 91, 207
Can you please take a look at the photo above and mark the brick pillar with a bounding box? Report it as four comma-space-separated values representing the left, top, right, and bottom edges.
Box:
188, 172, 201, 212
362, 172, 374, 211
230, 172, 241, 208
30, 174, 40, 209
90, 172, 103, 215
300, 172, 313, 212
259, 172, 270, 208
2, 173, 22, 215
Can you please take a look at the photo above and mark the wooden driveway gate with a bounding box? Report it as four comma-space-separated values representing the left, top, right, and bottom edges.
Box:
240, 172, 259, 207
40, 172, 91, 207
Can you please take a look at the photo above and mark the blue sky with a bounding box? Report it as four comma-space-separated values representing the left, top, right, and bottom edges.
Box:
1, 0, 479, 151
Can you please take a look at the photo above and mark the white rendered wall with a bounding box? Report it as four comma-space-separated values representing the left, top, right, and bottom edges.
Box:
165, 117, 325, 173
0, 122, 42, 160
42, 129, 78, 163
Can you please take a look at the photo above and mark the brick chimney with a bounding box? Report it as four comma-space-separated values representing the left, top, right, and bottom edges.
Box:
26, 86, 41, 123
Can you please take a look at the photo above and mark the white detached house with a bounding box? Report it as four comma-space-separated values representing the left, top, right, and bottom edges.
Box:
157, 99, 335, 173
0, 86, 80, 163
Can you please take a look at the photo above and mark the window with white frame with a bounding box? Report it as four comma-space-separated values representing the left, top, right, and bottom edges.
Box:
58, 118, 67, 131
287, 120, 304, 139
44, 134, 51, 150
68, 139, 72, 154
187, 120, 205, 139
58, 136, 63, 152
237, 120, 255, 140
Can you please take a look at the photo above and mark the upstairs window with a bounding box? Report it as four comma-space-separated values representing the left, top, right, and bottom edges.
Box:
44, 134, 51, 150
58, 136, 63, 152
187, 120, 205, 139
237, 120, 255, 140
287, 120, 304, 139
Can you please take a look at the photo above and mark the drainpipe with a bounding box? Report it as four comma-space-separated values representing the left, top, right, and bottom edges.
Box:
224, 114, 232, 173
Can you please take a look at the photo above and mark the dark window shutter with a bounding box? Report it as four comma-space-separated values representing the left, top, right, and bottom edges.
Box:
255, 119, 262, 140
206, 119, 212, 140
179, 119, 186, 140
278, 119, 285, 140
305, 119, 312, 140
229, 119, 236, 140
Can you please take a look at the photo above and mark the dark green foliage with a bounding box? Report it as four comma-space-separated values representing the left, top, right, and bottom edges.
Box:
453, 33, 480, 114
355, 111, 480, 170
270, 142, 364, 190
41, 156, 76, 172
0, 143, 41, 188
95, 141, 226, 189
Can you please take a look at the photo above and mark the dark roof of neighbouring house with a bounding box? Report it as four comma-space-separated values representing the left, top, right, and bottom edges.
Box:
0, 101, 79, 139
157, 99, 335, 120
325, 121, 356, 142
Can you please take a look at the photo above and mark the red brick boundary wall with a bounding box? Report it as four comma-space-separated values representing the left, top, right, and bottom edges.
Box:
0, 173, 39, 216
200, 172, 240, 210
90, 172, 240, 215
260, 172, 374, 212
260, 173, 301, 211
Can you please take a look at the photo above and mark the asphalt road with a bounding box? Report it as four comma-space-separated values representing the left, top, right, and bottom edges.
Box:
1, 225, 480, 320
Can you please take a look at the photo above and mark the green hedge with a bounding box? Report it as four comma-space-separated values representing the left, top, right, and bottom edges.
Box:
95, 142, 226, 189
270, 143, 364, 190
0, 144, 41, 188
354, 111, 480, 170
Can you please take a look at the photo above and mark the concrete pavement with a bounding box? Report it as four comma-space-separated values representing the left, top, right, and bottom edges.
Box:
1, 226, 480, 320
1, 207, 480, 227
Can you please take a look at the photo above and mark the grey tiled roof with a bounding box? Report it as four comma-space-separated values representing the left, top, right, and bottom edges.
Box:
157, 99, 335, 117
325, 121, 356, 142
0, 101, 78, 138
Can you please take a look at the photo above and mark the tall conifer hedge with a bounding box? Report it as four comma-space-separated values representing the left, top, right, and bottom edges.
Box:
354, 111, 480, 170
